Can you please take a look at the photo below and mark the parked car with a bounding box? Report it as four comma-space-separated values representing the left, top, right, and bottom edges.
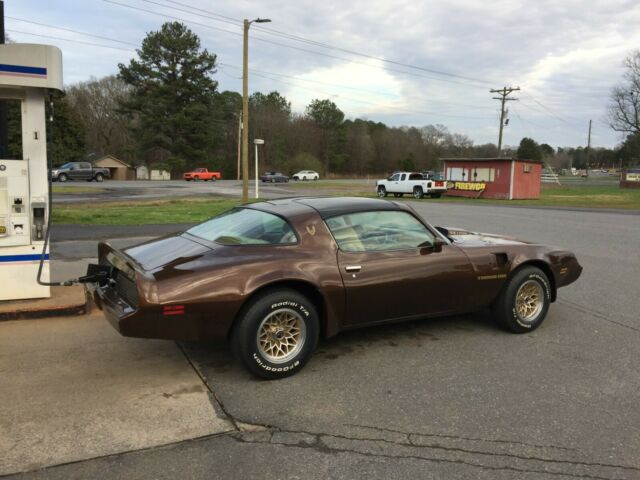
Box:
183, 168, 221, 182
87, 197, 582, 379
50, 162, 110, 182
260, 171, 289, 183
376, 171, 447, 198
292, 170, 320, 181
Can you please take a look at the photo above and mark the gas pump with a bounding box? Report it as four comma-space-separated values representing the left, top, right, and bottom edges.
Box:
0, 43, 62, 301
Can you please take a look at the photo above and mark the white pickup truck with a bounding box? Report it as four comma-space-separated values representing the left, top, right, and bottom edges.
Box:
376, 172, 448, 199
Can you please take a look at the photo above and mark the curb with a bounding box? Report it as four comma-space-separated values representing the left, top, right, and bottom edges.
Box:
0, 288, 90, 322
0, 303, 87, 321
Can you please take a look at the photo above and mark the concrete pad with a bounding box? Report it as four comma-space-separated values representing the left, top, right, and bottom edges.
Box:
0, 286, 87, 320
0, 313, 233, 475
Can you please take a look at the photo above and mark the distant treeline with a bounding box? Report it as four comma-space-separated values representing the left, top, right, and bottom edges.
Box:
6, 22, 636, 176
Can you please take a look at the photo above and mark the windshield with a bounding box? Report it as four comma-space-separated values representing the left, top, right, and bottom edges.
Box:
58, 163, 74, 169
186, 208, 297, 245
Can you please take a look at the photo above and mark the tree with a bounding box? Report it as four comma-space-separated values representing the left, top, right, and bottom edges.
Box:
66, 76, 133, 162
305, 99, 346, 173
305, 99, 344, 129
250, 91, 292, 170
608, 50, 640, 136
47, 97, 87, 166
539, 143, 555, 157
118, 22, 219, 172
517, 137, 543, 161
618, 133, 640, 166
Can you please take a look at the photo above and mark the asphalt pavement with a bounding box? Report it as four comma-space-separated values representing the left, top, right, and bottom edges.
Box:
9, 199, 638, 479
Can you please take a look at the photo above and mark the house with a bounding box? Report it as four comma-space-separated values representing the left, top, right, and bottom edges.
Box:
91, 155, 135, 181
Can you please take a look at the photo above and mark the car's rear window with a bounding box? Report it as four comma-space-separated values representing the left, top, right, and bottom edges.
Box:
186, 208, 297, 245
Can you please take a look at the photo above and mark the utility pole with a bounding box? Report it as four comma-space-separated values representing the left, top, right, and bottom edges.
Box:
241, 17, 271, 203
490, 86, 520, 154
0, 1, 7, 159
236, 111, 242, 180
585, 119, 592, 177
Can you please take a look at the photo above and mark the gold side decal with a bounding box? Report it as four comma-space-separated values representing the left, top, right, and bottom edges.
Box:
477, 274, 508, 280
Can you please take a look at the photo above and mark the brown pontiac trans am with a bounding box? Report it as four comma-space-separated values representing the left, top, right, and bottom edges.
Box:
87, 197, 582, 379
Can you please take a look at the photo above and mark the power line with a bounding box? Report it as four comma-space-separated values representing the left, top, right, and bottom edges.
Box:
7, 15, 492, 114
247, 69, 492, 120
6, 29, 135, 52
220, 63, 494, 111
139, 0, 494, 86
7, 16, 139, 46
102, 0, 493, 90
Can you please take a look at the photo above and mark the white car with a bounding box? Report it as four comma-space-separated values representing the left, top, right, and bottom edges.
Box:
292, 170, 320, 181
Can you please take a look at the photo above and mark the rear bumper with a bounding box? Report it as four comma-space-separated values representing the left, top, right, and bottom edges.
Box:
87, 279, 231, 342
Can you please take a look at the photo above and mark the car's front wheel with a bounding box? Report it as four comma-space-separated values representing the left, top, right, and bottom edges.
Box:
232, 289, 319, 379
58, 173, 68, 182
492, 266, 551, 333
377, 186, 387, 197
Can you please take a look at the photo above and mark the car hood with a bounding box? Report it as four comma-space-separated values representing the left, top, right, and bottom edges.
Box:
123, 234, 211, 271
438, 227, 530, 247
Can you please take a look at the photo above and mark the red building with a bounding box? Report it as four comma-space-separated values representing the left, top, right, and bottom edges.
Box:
442, 157, 543, 199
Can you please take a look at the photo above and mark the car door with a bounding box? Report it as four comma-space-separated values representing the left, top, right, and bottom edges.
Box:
325, 210, 476, 326
76, 162, 92, 180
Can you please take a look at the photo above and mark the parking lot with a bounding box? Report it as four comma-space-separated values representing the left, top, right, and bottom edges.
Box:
2, 190, 639, 479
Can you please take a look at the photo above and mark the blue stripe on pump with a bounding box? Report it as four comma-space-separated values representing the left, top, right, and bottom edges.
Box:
0, 64, 47, 76
0, 254, 50, 262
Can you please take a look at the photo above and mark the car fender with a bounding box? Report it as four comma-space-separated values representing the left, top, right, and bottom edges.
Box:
241, 267, 345, 338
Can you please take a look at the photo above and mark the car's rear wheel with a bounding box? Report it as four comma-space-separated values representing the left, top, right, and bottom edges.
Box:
95, 173, 104, 182
492, 266, 551, 333
377, 186, 387, 197
232, 289, 319, 379
58, 173, 68, 182
413, 187, 424, 199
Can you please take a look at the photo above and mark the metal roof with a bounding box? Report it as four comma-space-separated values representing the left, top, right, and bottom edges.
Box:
440, 157, 544, 164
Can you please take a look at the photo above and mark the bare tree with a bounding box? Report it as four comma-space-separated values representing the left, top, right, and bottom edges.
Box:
66, 76, 134, 161
608, 50, 640, 135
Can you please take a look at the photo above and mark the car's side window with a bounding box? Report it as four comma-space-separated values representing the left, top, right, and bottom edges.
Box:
325, 211, 435, 252
390, 174, 400, 181
187, 208, 298, 245
400, 173, 406, 181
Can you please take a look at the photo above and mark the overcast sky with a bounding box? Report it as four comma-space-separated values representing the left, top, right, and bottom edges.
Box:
6, 0, 640, 148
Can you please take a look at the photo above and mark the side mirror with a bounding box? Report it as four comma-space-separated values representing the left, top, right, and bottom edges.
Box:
419, 238, 445, 254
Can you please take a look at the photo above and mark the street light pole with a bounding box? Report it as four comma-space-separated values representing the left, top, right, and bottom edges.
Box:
254, 139, 264, 199
241, 17, 271, 203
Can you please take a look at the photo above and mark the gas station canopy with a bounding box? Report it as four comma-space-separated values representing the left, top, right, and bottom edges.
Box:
0, 43, 63, 91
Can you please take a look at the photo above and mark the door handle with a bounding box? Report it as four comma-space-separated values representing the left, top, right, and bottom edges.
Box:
345, 265, 361, 272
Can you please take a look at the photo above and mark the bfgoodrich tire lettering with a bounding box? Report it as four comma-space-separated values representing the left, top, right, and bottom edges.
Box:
492, 266, 551, 333
232, 289, 319, 379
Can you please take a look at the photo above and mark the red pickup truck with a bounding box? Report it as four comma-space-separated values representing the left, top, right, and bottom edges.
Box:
183, 168, 222, 182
